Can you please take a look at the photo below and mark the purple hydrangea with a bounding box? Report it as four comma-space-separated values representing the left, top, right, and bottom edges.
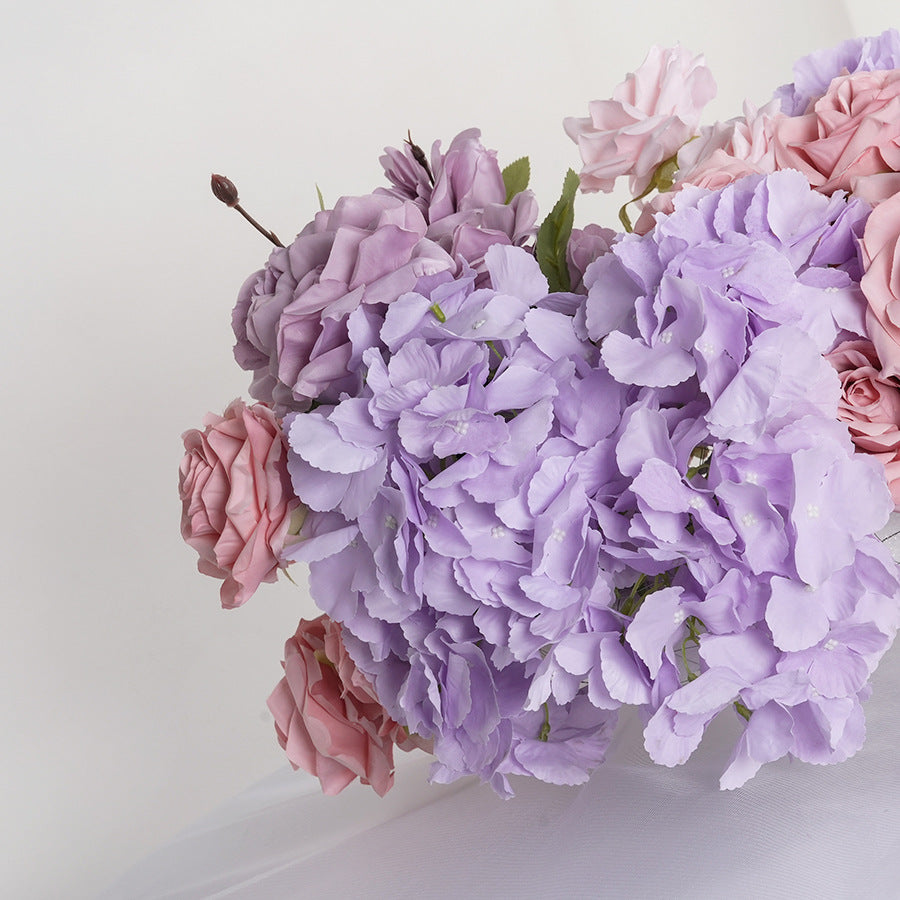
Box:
582, 171, 900, 787
284, 245, 625, 794
275, 169, 900, 795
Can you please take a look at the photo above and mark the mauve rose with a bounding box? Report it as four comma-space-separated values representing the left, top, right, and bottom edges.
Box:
860, 190, 900, 377
773, 69, 900, 196
268, 615, 427, 796
380, 128, 538, 279
234, 131, 538, 416
825, 339, 900, 505
564, 45, 716, 195
179, 399, 301, 608
233, 195, 454, 415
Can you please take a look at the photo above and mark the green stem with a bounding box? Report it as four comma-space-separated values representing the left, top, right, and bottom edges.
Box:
679, 615, 705, 683
618, 181, 656, 233
617, 153, 680, 234
538, 703, 551, 742
618, 574, 647, 619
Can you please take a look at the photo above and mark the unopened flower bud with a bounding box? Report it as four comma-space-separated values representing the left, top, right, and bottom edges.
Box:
211, 173, 240, 207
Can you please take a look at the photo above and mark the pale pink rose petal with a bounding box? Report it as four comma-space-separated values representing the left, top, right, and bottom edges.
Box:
564, 45, 716, 196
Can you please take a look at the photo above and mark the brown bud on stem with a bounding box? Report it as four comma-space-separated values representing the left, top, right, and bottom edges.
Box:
405, 131, 434, 186
210, 173, 284, 248
210, 173, 240, 207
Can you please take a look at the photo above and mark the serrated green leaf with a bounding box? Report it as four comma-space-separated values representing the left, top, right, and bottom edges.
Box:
501, 156, 530, 204
535, 168, 579, 293
315, 183, 325, 211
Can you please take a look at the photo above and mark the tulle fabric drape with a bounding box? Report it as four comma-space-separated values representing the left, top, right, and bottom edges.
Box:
101, 519, 900, 899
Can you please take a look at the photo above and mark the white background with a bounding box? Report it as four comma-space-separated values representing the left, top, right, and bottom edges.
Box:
2, 1, 897, 897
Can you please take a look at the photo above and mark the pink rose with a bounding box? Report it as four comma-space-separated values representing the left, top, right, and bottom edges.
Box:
267, 615, 427, 796
860, 190, 900, 378
825, 339, 900, 506
564, 45, 716, 195
773, 69, 900, 196
674, 100, 781, 191
179, 399, 301, 608
633, 101, 781, 234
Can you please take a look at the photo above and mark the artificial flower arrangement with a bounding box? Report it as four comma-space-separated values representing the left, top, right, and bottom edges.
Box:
180, 32, 900, 798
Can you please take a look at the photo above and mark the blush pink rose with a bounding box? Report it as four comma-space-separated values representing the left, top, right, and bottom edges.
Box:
860, 190, 900, 378
825, 339, 900, 506
564, 45, 716, 196
673, 100, 781, 190
633, 101, 781, 234
773, 69, 900, 196
179, 399, 301, 608
268, 615, 428, 796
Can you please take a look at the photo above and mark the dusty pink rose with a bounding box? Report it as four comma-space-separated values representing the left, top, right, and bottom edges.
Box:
825, 339, 900, 506
179, 399, 301, 608
268, 615, 427, 796
773, 69, 900, 196
861, 190, 900, 378
564, 45, 716, 195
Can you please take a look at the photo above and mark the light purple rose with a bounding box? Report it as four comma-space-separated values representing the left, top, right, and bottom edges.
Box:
232, 194, 454, 414
381, 128, 539, 279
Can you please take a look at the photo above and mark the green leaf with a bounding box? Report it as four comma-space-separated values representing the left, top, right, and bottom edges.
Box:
501, 156, 530, 203
315, 183, 325, 211
535, 168, 578, 293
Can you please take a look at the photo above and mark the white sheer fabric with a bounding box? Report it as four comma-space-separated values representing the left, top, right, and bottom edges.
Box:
102, 520, 900, 899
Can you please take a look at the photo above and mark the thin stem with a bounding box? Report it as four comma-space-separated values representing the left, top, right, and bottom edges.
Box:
234, 203, 284, 247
